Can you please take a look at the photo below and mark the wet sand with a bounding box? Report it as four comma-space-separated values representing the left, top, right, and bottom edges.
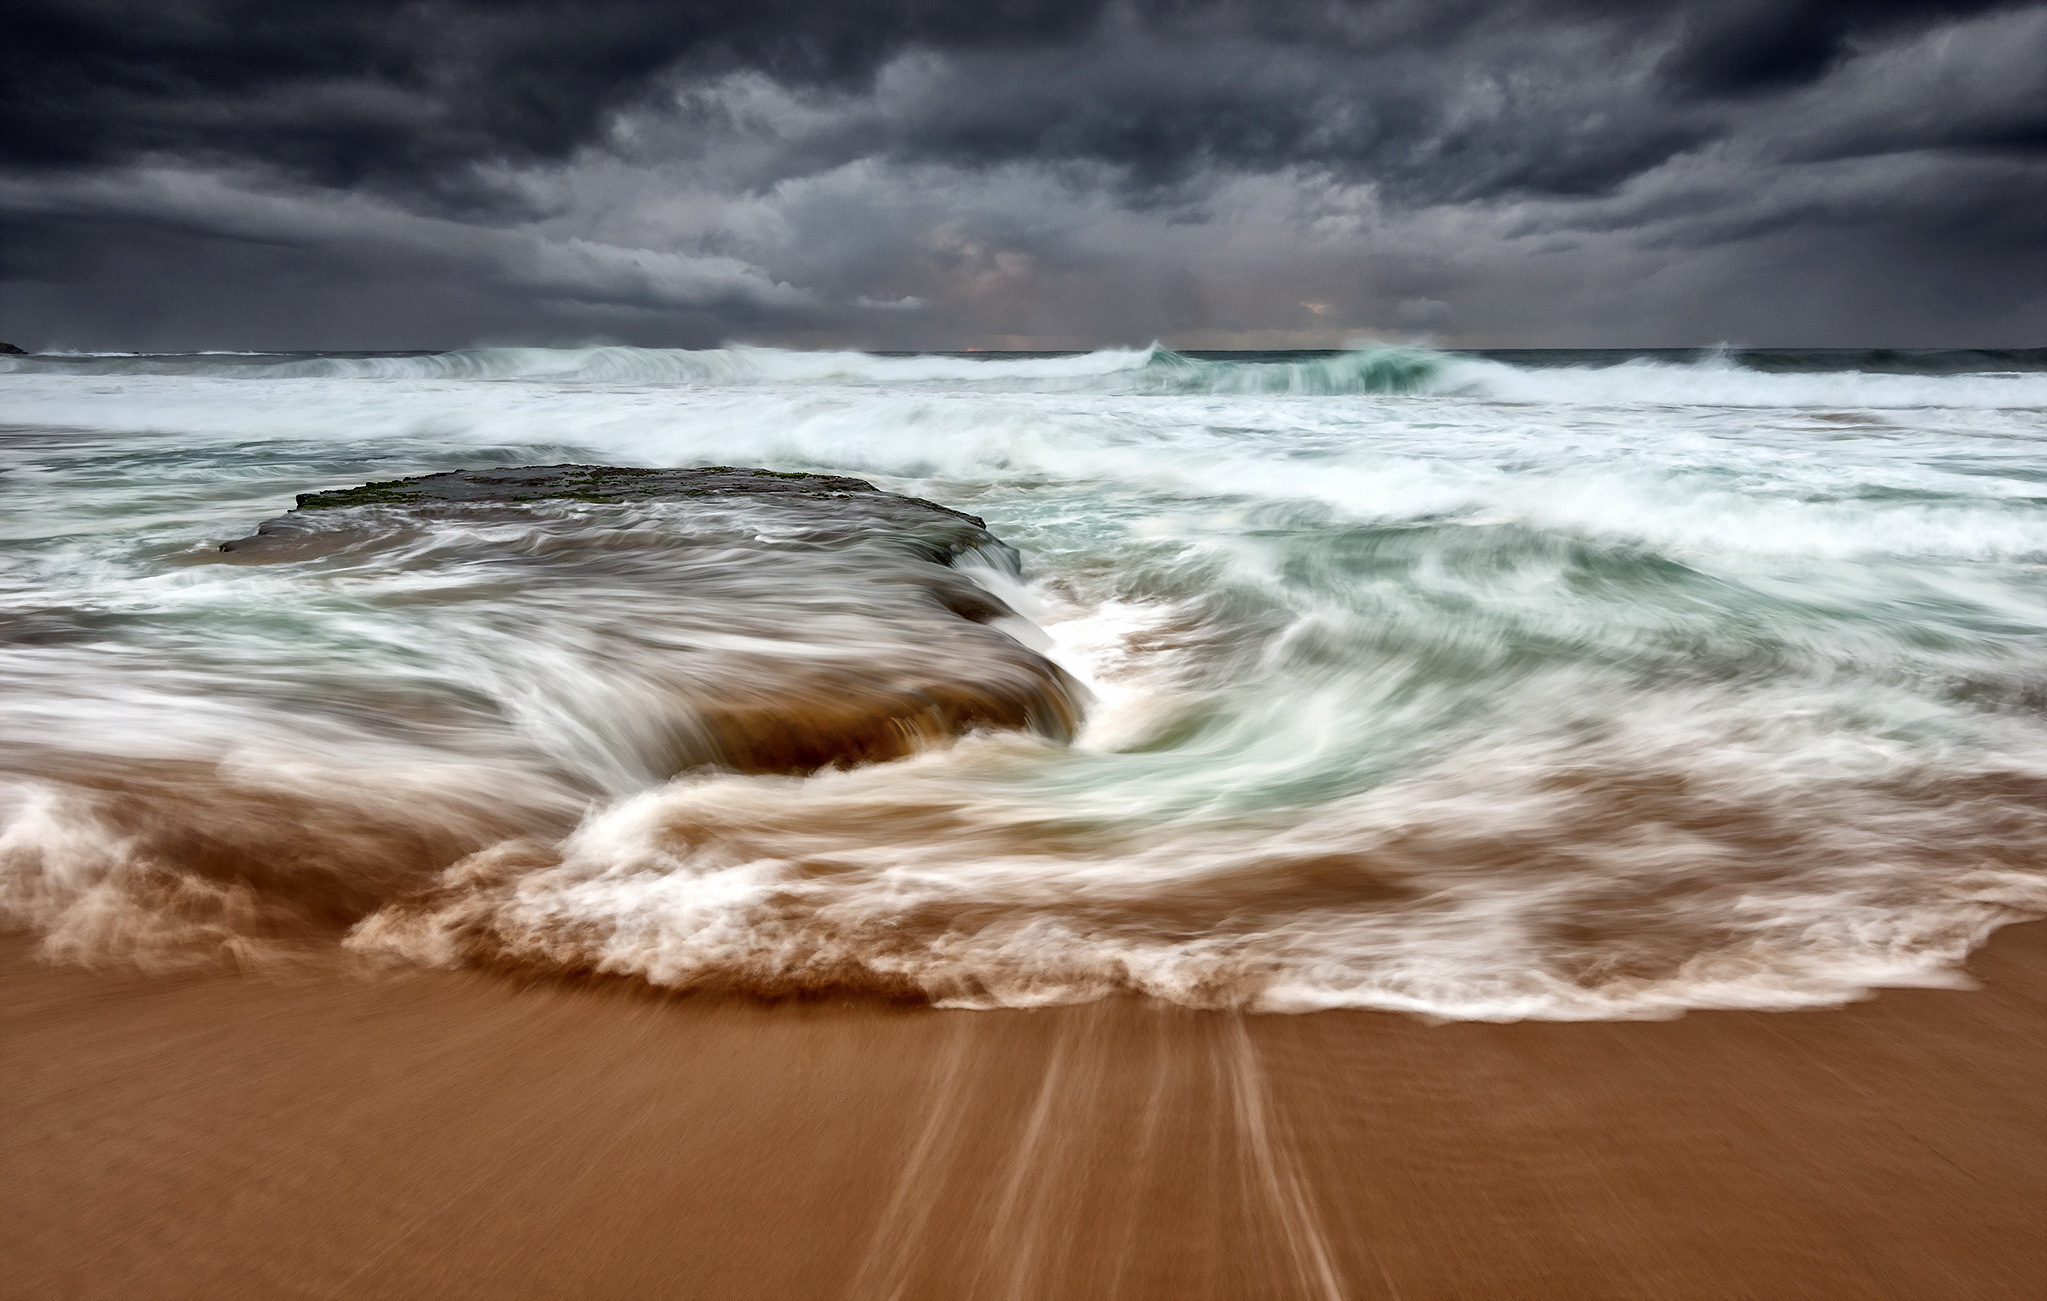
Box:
5, 926, 2043, 1301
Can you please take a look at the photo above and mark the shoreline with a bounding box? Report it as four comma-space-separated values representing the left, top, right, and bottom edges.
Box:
6, 922, 2043, 1300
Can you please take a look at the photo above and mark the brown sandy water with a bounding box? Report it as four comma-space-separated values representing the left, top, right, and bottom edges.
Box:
5, 924, 2043, 1301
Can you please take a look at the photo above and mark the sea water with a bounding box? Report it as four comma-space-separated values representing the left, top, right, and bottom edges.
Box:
5, 344, 2047, 1018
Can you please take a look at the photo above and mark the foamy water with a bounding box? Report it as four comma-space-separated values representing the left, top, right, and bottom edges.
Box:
5, 344, 2047, 1017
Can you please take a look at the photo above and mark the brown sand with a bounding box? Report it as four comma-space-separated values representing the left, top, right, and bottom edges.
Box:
4, 926, 2043, 1301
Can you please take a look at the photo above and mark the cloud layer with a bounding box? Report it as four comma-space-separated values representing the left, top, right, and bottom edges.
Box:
3, 0, 2042, 349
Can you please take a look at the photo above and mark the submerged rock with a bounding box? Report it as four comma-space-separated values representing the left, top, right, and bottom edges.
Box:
220, 465, 1084, 776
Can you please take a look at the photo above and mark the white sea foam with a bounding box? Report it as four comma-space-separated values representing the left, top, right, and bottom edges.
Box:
1442, 353, 2047, 409
10, 341, 2046, 405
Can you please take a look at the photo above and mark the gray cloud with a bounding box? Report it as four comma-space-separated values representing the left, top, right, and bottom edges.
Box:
1, 1, 2041, 350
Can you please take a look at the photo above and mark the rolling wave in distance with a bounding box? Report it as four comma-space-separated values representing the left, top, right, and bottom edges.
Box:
5, 344, 2047, 1017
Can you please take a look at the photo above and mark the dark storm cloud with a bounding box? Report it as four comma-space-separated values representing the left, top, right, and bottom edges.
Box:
776, 27, 1705, 204
0, 0, 1110, 194
1, 0, 2042, 349
1653, 0, 2021, 96
816, 0, 2043, 202
10, 2, 2034, 197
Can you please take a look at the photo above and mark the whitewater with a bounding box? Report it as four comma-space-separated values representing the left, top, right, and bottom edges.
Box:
5, 343, 2047, 1018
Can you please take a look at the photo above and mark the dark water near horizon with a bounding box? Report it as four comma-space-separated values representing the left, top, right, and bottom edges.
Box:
5, 342, 2047, 1017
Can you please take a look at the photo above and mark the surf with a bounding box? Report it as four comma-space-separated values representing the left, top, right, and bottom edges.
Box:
4, 344, 2046, 1016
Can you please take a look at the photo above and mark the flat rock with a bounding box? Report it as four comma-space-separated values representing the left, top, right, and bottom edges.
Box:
217, 464, 1084, 776
293, 463, 967, 514
223, 464, 997, 563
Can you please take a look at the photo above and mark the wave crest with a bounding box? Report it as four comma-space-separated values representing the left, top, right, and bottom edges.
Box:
9, 342, 2047, 407
0, 342, 1453, 394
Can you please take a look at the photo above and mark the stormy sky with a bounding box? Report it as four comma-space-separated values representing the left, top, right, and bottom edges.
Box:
3, 1, 2043, 351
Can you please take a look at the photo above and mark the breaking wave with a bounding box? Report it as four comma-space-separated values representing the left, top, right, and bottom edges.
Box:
0, 341, 1445, 393
8, 342, 2047, 406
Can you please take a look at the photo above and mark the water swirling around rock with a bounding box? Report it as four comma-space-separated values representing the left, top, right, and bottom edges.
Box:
4, 346, 2047, 1017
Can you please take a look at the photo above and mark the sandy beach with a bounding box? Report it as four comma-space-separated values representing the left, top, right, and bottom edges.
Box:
7, 923, 2042, 1301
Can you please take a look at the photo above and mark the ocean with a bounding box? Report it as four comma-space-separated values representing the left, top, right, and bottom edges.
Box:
5, 343, 2047, 1019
